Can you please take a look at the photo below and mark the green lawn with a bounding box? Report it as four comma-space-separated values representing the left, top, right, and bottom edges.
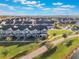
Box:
47, 30, 74, 41
0, 30, 76, 59
0, 43, 39, 59
35, 37, 79, 59
47, 29, 74, 36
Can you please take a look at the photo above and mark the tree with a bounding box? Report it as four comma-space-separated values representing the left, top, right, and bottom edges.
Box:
53, 33, 56, 36
62, 33, 67, 38
66, 40, 73, 47
2, 50, 8, 56
5, 36, 13, 41
75, 32, 79, 34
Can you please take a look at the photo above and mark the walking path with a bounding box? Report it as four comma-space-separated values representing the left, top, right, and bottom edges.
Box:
20, 34, 79, 59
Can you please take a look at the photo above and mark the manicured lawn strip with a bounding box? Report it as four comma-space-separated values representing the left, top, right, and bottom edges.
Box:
47, 30, 73, 36
35, 37, 79, 59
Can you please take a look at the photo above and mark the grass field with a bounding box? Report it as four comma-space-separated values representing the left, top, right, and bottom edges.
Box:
47, 29, 74, 40
0, 43, 39, 59
0, 30, 76, 59
35, 37, 79, 59
47, 29, 74, 35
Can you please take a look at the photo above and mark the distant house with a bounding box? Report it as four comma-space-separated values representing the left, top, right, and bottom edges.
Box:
0, 16, 54, 42
76, 21, 79, 25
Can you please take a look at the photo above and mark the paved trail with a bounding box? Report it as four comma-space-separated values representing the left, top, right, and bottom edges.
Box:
20, 45, 48, 59
20, 34, 79, 59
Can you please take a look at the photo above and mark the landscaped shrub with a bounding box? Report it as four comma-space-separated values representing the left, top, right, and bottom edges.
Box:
53, 33, 57, 36
5, 36, 13, 41
65, 40, 73, 47
62, 33, 68, 38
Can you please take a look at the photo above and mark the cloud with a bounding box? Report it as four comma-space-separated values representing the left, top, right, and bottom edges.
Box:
13, 0, 26, 3
52, 2, 76, 14
42, 8, 51, 11
53, 2, 63, 6
13, 0, 45, 9
22, 7, 34, 10
0, 1, 77, 15
0, 3, 16, 10
26, 3, 45, 8
53, 2, 75, 8
0, 9, 28, 15
0, 10, 15, 15
24, 1, 37, 5
0, 3, 7, 6
35, 3, 45, 8
61, 5, 75, 8
14, 0, 37, 5
52, 7, 70, 13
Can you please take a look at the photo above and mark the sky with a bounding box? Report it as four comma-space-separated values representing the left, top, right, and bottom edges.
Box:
0, 0, 79, 15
